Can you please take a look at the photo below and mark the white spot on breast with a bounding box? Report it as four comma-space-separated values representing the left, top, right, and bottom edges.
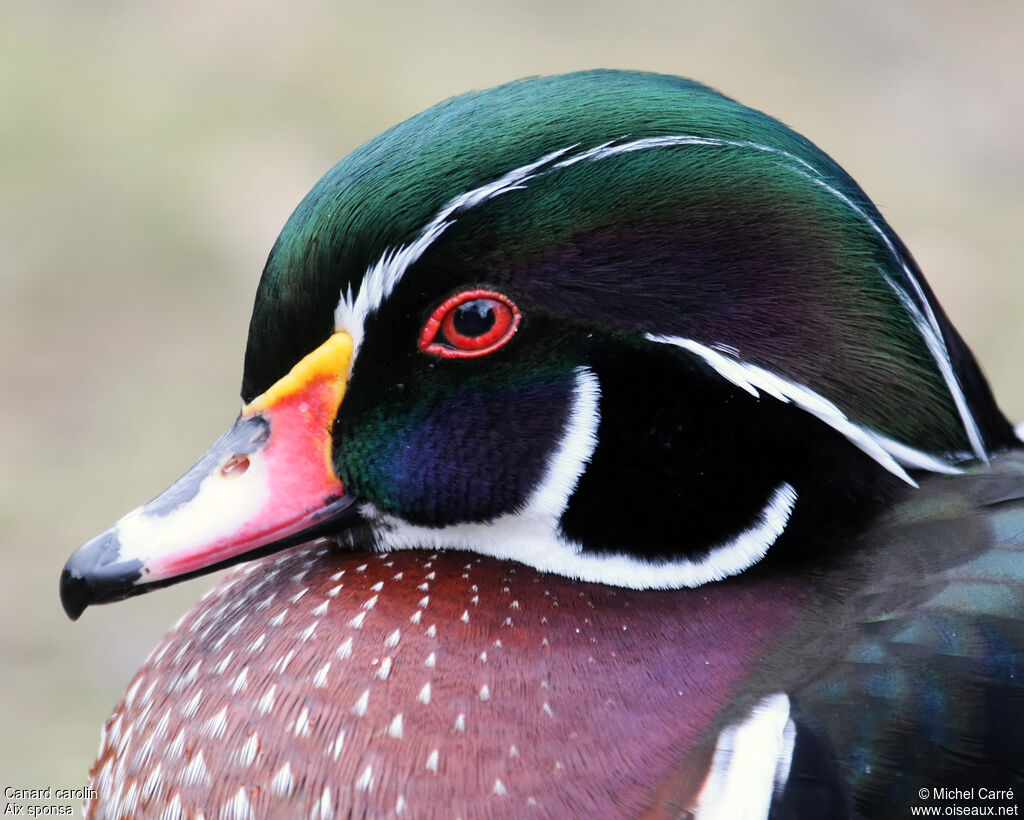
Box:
289, 587, 308, 604
425, 572, 436, 580
312, 600, 329, 616
387, 713, 404, 739
141, 762, 163, 800
122, 782, 139, 816
329, 729, 346, 761
166, 728, 186, 760
327, 584, 343, 597
418, 596, 429, 608
417, 583, 429, 591
378, 657, 393, 680
248, 633, 266, 653
115, 724, 133, 757
204, 706, 228, 739
160, 793, 183, 820
257, 683, 277, 715
125, 679, 142, 708
355, 766, 374, 792
141, 678, 158, 706
182, 749, 211, 787
214, 651, 235, 675
460, 611, 470, 623
542, 702, 554, 717
454, 713, 466, 732
312, 662, 331, 688
426, 625, 437, 638
271, 762, 295, 796
153, 708, 170, 740
470, 596, 479, 606
370, 581, 384, 592
396, 795, 407, 814
416, 683, 431, 704
131, 728, 157, 769
329, 570, 345, 581
336, 637, 354, 659
181, 691, 203, 719
425, 749, 439, 772
479, 685, 491, 701
493, 779, 508, 796
353, 689, 370, 716
384, 628, 401, 648
356, 564, 368, 572
273, 649, 296, 674
393, 572, 404, 580
348, 611, 367, 629
231, 667, 248, 695
479, 652, 488, 663
268, 610, 288, 627
292, 706, 311, 738
222, 786, 253, 820
410, 611, 422, 624
233, 731, 259, 767
298, 622, 317, 642
424, 652, 436, 668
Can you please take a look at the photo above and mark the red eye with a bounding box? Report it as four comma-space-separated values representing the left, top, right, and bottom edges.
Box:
419, 289, 521, 359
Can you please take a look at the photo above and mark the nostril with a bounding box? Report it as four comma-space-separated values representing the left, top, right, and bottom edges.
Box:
220, 454, 250, 478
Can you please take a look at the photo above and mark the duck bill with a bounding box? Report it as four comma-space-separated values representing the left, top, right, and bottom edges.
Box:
60, 332, 356, 620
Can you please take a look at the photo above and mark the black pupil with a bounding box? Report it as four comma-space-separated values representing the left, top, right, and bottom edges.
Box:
452, 300, 496, 338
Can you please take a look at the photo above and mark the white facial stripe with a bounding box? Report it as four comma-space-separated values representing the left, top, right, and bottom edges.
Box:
694, 693, 796, 820
333, 146, 575, 357
647, 333, 965, 485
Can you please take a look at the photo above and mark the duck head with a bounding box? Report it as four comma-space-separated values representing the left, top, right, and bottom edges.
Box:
61, 70, 1016, 619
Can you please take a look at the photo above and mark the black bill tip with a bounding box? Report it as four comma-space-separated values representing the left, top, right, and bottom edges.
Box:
59, 566, 90, 621
59, 530, 144, 621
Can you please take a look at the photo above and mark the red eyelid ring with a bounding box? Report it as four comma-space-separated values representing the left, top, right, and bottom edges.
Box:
418, 289, 522, 359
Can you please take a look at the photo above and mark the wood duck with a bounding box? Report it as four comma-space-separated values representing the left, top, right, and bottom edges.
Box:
61, 70, 1024, 818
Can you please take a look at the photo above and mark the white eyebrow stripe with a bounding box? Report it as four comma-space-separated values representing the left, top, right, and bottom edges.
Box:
333, 146, 574, 356
333, 133, 986, 461
646, 334, 966, 484
553, 134, 823, 175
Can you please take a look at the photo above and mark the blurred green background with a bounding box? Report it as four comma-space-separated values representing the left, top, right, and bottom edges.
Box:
2, 0, 1022, 803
